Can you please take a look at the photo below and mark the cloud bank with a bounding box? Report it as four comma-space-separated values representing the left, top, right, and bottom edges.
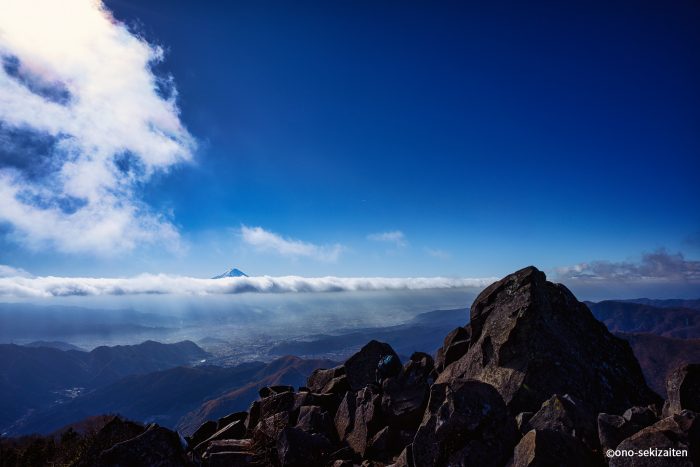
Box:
368, 230, 407, 248
0, 273, 495, 298
0, 0, 194, 254
556, 249, 700, 283
241, 226, 343, 262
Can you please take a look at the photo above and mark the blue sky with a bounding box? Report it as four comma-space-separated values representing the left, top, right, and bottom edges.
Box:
0, 0, 698, 297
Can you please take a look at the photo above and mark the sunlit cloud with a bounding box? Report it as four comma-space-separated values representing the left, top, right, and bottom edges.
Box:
0, 0, 194, 254
240, 226, 344, 262
0, 273, 496, 298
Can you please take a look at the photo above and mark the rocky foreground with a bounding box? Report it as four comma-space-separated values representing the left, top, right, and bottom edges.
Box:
5, 266, 699, 466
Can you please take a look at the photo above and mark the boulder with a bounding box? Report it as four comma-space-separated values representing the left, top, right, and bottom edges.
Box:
276, 427, 332, 467
98, 423, 189, 466
510, 429, 599, 467
307, 365, 346, 393
622, 406, 658, 427
610, 410, 700, 466
438, 266, 661, 416
217, 411, 248, 430
381, 352, 434, 429
345, 340, 400, 391
259, 385, 294, 398
295, 405, 334, 439
189, 420, 217, 449
515, 412, 534, 434
335, 391, 357, 442
194, 419, 247, 453
73, 416, 146, 467
411, 379, 517, 467
665, 364, 700, 416
345, 386, 383, 457
435, 326, 471, 372
598, 413, 642, 454
527, 394, 598, 450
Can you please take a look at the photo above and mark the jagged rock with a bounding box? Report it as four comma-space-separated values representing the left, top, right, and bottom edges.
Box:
194, 419, 247, 453
665, 364, 700, 416
202, 438, 254, 465
411, 379, 517, 467
189, 420, 217, 449
276, 427, 332, 467
99, 423, 189, 466
389, 446, 413, 467
255, 411, 291, 440
259, 385, 294, 398
322, 375, 351, 395
307, 365, 346, 393
293, 391, 340, 417
73, 416, 146, 467
259, 391, 296, 420
515, 412, 534, 434
295, 405, 334, 438
527, 394, 598, 450
438, 266, 661, 416
217, 411, 248, 430
345, 340, 400, 391
381, 352, 434, 429
610, 410, 700, 466
436, 326, 471, 372
622, 406, 658, 426
335, 391, 357, 441
510, 429, 599, 467
345, 386, 383, 457
598, 414, 641, 454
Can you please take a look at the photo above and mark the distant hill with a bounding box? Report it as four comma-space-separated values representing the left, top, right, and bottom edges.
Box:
620, 298, 700, 310
23, 341, 85, 352
8, 356, 334, 437
267, 308, 467, 360
178, 355, 335, 434
618, 332, 700, 396
587, 300, 700, 338
0, 340, 209, 434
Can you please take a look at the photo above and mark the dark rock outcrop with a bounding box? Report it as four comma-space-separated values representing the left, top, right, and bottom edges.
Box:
438, 266, 661, 416
510, 429, 599, 467
610, 410, 700, 467
411, 379, 517, 467
345, 340, 400, 391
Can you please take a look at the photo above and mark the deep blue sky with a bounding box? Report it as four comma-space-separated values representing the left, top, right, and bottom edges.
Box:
1, 0, 699, 293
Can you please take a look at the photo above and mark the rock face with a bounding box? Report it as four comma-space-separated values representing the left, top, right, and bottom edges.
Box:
610, 410, 700, 467
438, 266, 661, 416
665, 364, 700, 416
411, 379, 517, 466
345, 340, 400, 391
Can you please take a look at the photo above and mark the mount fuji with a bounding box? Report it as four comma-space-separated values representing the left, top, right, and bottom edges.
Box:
211, 267, 248, 279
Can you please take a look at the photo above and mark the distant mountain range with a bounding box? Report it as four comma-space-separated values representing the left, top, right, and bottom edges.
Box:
212, 267, 248, 279
0, 340, 209, 435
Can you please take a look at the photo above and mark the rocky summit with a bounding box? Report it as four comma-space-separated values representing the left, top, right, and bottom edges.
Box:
6, 266, 699, 466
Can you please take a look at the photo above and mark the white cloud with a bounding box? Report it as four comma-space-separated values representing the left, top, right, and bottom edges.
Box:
0, 264, 32, 278
425, 248, 451, 260
556, 249, 700, 283
0, 273, 496, 298
0, 0, 194, 254
241, 226, 343, 262
367, 230, 407, 248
